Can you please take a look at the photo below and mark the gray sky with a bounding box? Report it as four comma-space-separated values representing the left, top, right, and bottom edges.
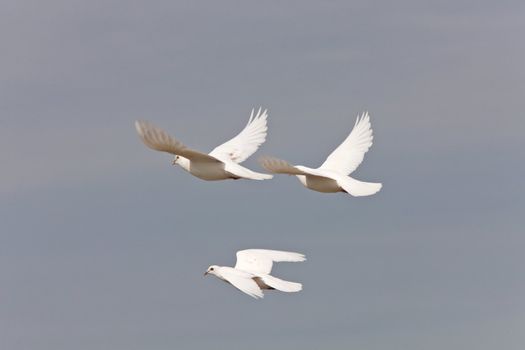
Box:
1, 1, 524, 349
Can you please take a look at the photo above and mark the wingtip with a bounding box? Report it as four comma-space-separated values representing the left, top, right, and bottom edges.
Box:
354, 111, 371, 126
134, 120, 145, 136
296, 253, 307, 262
247, 106, 268, 124
250, 106, 268, 121
261, 108, 268, 120
250, 291, 264, 299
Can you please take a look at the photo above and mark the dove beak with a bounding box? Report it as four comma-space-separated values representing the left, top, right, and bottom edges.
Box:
204, 271, 208, 276
172, 159, 177, 165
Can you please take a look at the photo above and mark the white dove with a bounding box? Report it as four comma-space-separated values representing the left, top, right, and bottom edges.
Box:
260, 111, 382, 196
204, 249, 306, 299
135, 108, 272, 181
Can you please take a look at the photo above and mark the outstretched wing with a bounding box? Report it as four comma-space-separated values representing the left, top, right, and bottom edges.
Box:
220, 269, 264, 299
209, 108, 268, 163
259, 156, 309, 175
319, 112, 374, 175
235, 249, 306, 275
135, 121, 221, 163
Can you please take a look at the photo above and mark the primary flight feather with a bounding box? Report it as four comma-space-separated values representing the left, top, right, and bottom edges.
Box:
135, 108, 272, 181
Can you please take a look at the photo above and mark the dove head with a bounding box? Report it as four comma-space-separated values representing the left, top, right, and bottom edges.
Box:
204, 265, 220, 277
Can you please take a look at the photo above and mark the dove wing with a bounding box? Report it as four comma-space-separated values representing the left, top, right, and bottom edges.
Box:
220, 269, 264, 299
135, 121, 221, 163
319, 112, 374, 174
235, 249, 306, 275
209, 108, 268, 163
259, 156, 310, 175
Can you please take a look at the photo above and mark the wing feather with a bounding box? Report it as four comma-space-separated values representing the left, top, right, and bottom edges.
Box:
320, 112, 374, 174
135, 121, 221, 163
235, 249, 306, 275
209, 108, 268, 163
220, 269, 264, 299
259, 156, 309, 175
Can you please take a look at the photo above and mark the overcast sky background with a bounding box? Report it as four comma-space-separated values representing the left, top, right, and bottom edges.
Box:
1, 1, 524, 349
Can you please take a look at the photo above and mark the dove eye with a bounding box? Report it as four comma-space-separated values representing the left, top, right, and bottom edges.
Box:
210, 267, 214, 271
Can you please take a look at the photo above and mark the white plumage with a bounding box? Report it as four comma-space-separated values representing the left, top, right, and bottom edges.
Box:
320, 112, 374, 174
260, 111, 382, 196
135, 108, 272, 181
205, 249, 306, 299
209, 108, 269, 163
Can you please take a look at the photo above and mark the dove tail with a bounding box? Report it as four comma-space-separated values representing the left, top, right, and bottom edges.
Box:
259, 275, 302, 293
242, 171, 273, 180
337, 176, 382, 197
225, 163, 273, 180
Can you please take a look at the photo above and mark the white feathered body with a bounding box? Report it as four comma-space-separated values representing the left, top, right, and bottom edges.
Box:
295, 167, 342, 193
260, 112, 383, 196
205, 249, 305, 299
174, 156, 230, 180
175, 155, 271, 181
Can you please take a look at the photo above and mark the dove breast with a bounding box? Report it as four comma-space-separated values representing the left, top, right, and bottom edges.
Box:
187, 160, 236, 181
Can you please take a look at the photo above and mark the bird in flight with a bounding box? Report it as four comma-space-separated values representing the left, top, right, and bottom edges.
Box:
260, 111, 382, 196
205, 249, 306, 299
135, 108, 272, 181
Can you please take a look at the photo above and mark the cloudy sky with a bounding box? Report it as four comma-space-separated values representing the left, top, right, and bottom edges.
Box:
1, 1, 524, 349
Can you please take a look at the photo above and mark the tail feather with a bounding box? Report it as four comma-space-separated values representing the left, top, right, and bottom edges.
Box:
260, 275, 302, 293
250, 172, 273, 180
337, 176, 382, 197
225, 162, 273, 180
